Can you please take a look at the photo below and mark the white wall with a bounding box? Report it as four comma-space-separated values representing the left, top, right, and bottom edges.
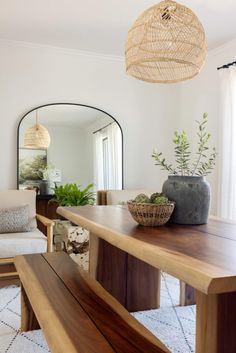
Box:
177, 38, 236, 214
0, 40, 181, 193
1, 37, 233, 213
47, 126, 92, 187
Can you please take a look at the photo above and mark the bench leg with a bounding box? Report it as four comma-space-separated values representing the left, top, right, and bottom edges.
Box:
180, 281, 196, 306
21, 284, 40, 332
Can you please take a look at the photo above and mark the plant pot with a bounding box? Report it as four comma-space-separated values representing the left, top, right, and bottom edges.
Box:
39, 180, 53, 195
162, 175, 210, 224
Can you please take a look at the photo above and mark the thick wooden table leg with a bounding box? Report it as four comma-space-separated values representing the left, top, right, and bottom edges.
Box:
21, 284, 40, 332
89, 233, 160, 311
89, 234, 128, 307
180, 281, 196, 306
196, 290, 236, 353
127, 255, 160, 311
89, 232, 100, 279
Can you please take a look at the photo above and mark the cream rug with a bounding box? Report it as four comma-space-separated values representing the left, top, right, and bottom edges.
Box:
0, 273, 195, 353
133, 273, 195, 353
0, 286, 49, 353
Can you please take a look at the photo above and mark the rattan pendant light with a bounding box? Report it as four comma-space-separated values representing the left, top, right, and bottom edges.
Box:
125, 0, 207, 83
24, 110, 51, 149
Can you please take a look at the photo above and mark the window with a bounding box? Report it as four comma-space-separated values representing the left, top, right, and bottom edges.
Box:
218, 65, 236, 219
102, 137, 109, 189
93, 123, 122, 190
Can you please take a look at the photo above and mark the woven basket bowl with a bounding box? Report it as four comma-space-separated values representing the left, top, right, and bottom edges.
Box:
127, 201, 175, 226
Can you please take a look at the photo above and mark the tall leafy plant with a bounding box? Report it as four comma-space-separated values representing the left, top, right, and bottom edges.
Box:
50, 183, 95, 206
152, 113, 217, 176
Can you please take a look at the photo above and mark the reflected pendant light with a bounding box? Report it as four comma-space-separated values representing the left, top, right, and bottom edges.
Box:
24, 110, 51, 149
125, 0, 207, 83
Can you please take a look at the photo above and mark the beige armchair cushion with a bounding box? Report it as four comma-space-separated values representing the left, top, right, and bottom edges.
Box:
106, 189, 153, 205
0, 190, 37, 230
0, 228, 47, 257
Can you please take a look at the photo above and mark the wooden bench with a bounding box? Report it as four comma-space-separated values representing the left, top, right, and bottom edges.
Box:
14, 252, 170, 353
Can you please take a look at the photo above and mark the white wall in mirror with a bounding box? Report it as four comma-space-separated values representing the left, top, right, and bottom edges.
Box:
18, 104, 122, 192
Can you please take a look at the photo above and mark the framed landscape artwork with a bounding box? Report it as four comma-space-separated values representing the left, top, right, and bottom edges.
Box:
19, 148, 47, 189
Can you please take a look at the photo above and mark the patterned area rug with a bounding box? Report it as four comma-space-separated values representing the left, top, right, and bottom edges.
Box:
0, 286, 49, 353
132, 273, 196, 353
0, 273, 195, 353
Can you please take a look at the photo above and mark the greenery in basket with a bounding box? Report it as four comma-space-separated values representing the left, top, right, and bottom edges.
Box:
132, 193, 171, 205
152, 113, 217, 176
49, 183, 95, 206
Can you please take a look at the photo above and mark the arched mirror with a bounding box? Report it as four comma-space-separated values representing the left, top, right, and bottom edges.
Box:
17, 103, 123, 194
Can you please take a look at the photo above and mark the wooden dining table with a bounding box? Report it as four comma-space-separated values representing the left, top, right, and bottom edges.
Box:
57, 204, 236, 353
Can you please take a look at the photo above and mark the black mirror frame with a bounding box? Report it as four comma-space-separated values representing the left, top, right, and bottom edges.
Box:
17, 102, 124, 190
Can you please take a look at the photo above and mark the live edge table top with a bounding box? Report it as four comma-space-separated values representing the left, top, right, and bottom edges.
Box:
57, 205, 236, 295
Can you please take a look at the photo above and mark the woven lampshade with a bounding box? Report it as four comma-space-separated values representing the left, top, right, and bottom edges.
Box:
125, 0, 207, 83
24, 111, 51, 149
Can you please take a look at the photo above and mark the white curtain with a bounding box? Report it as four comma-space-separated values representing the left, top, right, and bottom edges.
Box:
93, 123, 122, 191
93, 130, 104, 191
218, 66, 236, 219
107, 123, 122, 189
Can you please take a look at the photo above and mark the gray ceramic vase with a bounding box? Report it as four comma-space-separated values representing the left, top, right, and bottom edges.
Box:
39, 180, 52, 195
162, 175, 211, 225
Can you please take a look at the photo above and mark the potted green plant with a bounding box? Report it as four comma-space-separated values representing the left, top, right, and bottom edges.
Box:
49, 183, 95, 258
152, 113, 216, 224
50, 183, 95, 206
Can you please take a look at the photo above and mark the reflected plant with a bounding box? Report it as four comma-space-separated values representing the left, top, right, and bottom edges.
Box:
38, 163, 57, 181
49, 183, 95, 206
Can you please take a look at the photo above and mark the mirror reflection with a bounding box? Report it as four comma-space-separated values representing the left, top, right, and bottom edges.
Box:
17, 104, 123, 194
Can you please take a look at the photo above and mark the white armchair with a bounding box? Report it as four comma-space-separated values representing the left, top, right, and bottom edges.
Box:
0, 190, 54, 282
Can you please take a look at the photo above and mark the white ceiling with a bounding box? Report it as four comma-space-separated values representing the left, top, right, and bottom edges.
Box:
0, 0, 235, 55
